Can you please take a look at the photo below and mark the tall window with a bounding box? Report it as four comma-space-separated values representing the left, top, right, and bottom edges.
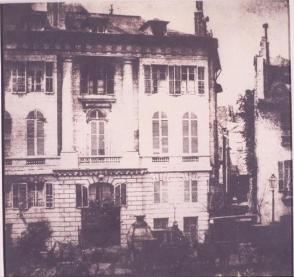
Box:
144, 65, 167, 94
154, 180, 168, 203
76, 184, 89, 208
4, 111, 12, 157
10, 61, 53, 93
183, 112, 198, 154
89, 110, 105, 156
152, 112, 168, 154
28, 183, 44, 207
115, 183, 127, 206
278, 160, 292, 192
80, 63, 114, 95
26, 110, 45, 156
12, 183, 28, 209
184, 180, 198, 202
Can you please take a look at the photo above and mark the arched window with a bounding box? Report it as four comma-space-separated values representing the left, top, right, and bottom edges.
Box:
26, 110, 45, 156
152, 111, 168, 154
88, 110, 105, 156
4, 111, 12, 157
183, 112, 198, 154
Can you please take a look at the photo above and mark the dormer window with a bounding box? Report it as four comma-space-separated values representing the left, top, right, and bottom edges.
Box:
140, 19, 169, 36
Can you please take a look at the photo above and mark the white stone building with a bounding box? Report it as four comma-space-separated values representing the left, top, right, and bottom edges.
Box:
3, 1, 221, 247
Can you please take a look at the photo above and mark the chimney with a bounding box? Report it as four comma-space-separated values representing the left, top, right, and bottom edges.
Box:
262, 23, 270, 64
194, 0, 209, 36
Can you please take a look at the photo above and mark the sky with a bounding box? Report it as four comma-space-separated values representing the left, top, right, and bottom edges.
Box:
77, 0, 290, 107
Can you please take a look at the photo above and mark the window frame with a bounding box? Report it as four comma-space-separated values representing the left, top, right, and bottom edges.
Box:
12, 183, 28, 210
80, 62, 115, 95
154, 180, 168, 204
278, 160, 292, 192
88, 110, 106, 156
26, 110, 45, 157
10, 61, 54, 94
152, 112, 168, 154
182, 112, 198, 154
76, 184, 89, 208
114, 183, 127, 206
184, 180, 198, 203
153, 218, 169, 230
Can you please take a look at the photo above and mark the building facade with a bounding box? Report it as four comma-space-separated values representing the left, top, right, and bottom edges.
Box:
253, 24, 292, 224
3, 1, 221, 247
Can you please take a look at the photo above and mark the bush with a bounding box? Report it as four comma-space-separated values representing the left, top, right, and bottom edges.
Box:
18, 221, 52, 259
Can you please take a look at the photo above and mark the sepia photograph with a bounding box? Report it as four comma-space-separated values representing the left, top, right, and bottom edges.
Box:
1, 0, 292, 276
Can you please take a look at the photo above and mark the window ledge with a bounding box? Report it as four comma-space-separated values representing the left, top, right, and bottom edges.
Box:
78, 95, 116, 109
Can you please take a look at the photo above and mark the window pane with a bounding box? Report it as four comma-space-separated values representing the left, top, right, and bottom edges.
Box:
183, 137, 189, 153
198, 67, 204, 80
184, 180, 190, 202
181, 66, 187, 80
189, 67, 195, 81
19, 184, 28, 210
191, 137, 198, 153
183, 120, 189, 136
191, 120, 197, 136
162, 137, 168, 153
153, 121, 160, 151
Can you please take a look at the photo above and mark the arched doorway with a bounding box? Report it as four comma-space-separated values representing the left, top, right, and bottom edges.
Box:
81, 183, 120, 248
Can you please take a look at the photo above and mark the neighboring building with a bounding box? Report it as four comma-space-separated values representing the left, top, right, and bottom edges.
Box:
252, 24, 292, 224
3, 1, 221, 246
217, 106, 249, 213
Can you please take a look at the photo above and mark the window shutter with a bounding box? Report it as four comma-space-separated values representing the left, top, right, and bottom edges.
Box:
152, 120, 160, 153
284, 160, 292, 191
45, 183, 54, 208
27, 119, 35, 156
12, 184, 19, 208
19, 183, 28, 210
76, 184, 82, 208
91, 121, 98, 155
152, 66, 158, 94
45, 62, 53, 93
144, 65, 151, 94
37, 120, 45, 155
154, 181, 160, 203
82, 186, 88, 207
175, 66, 181, 95
191, 181, 198, 202
28, 183, 35, 208
161, 119, 168, 154
169, 66, 175, 95
17, 63, 26, 93
121, 183, 127, 205
183, 119, 189, 153
278, 161, 284, 191
162, 181, 168, 203
184, 180, 190, 202
115, 186, 121, 205
191, 119, 198, 153
98, 121, 105, 155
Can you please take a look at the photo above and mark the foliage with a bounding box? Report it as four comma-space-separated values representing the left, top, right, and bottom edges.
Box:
237, 90, 258, 212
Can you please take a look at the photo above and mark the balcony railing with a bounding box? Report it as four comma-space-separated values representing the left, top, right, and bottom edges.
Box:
152, 156, 170, 163
182, 156, 199, 162
4, 157, 60, 167
79, 156, 121, 164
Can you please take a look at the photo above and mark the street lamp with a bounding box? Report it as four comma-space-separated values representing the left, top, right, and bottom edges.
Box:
269, 174, 277, 223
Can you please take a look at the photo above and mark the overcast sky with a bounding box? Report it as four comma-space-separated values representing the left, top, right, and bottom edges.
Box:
78, 0, 290, 107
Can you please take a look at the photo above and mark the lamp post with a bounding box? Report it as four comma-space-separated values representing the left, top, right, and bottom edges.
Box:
269, 174, 277, 223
